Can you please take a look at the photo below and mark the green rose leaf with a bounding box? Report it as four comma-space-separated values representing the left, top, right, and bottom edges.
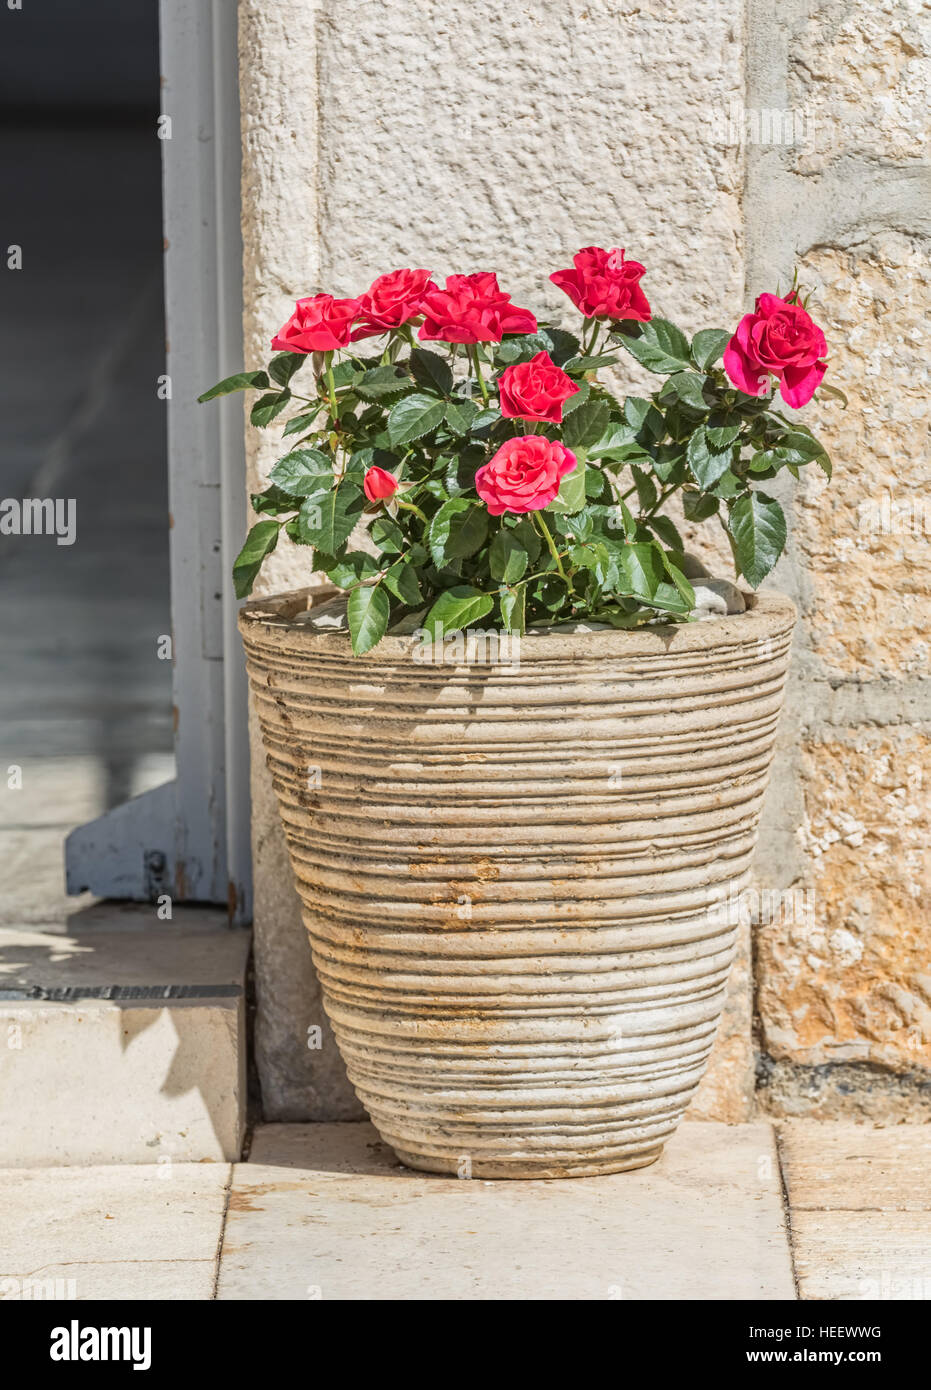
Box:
386, 392, 447, 446
250, 484, 301, 516
690, 328, 731, 371
250, 389, 292, 427
615, 318, 691, 374
619, 541, 664, 600
706, 423, 741, 448
198, 369, 270, 403
445, 398, 480, 434
499, 586, 526, 635
283, 409, 323, 438
664, 372, 711, 411
686, 424, 734, 490
410, 348, 454, 397
428, 498, 489, 567
355, 366, 412, 402
423, 586, 495, 640
683, 490, 720, 521
383, 560, 423, 606
268, 353, 306, 387
727, 491, 787, 586
489, 530, 529, 583
562, 398, 610, 450
298, 486, 365, 552
324, 551, 380, 589
547, 457, 587, 515
371, 516, 405, 555
233, 520, 279, 598
268, 448, 334, 496
347, 584, 391, 656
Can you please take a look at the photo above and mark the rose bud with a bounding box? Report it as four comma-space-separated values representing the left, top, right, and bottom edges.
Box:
363, 466, 400, 503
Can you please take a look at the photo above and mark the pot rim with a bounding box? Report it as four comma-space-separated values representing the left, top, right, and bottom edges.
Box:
239, 585, 796, 662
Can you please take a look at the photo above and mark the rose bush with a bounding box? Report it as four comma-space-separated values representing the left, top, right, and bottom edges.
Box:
201, 250, 842, 654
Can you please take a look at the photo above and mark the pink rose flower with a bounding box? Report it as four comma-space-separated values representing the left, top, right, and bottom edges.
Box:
550, 246, 651, 321
475, 435, 577, 516
351, 268, 435, 340
497, 351, 580, 425
723, 291, 828, 408
419, 272, 537, 344
271, 294, 361, 353
363, 466, 399, 502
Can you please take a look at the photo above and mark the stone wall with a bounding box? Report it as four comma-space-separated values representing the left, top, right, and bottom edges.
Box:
745, 0, 931, 1119
237, 0, 929, 1122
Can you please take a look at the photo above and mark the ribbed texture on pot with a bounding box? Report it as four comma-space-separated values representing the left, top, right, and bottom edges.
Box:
241, 590, 795, 1178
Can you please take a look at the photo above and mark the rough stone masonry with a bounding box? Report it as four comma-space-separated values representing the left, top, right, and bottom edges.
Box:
237, 0, 930, 1122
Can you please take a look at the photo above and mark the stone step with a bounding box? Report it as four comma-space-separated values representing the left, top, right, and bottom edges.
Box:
0, 904, 250, 1165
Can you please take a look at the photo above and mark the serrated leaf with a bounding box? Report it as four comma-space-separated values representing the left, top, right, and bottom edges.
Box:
619, 542, 664, 600
445, 398, 480, 434
428, 498, 489, 567
410, 348, 454, 396
233, 520, 279, 598
198, 369, 269, 403
268, 353, 305, 387
547, 457, 586, 515
298, 487, 365, 552
283, 409, 323, 437
250, 484, 301, 516
423, 586, 495, 640
383, 560, 422, 606
664, 372, 710, 410
499, 586, 526, 635
371, 516, 405, 555
354, 366, 411, 403
686, 424, 733, 489
268, 448, 334, 496
690, 328, 731, 371
683, 490, 720, 521
250, 390, 292, 427
489, 530, 529, 583
615, 318, 691, 374
385, 392, 447, 446
706, 423, 741, 448
323, 551, 379, 588
347, 585, 390, 655
648, 514, 684, 552
727, 492, 787, 587
562, 398, 610, 450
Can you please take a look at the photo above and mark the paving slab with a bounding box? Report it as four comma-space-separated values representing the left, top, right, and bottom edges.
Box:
0, 907, 250, 1165
778, 1121, 931, 1301
216, 1120, 795, 1301
0, 1163, 230, 1301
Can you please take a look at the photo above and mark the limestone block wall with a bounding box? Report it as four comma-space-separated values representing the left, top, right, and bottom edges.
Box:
237, 0, 929, 1122
745, 0, 931, 1118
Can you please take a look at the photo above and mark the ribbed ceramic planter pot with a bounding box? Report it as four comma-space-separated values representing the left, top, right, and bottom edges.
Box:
241, 588, 795, 1178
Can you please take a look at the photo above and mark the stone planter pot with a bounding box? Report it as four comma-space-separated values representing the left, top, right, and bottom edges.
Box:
240, 588, 795, 1178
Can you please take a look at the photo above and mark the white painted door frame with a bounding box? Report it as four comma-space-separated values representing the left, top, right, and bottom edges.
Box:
66, 0, 251, 924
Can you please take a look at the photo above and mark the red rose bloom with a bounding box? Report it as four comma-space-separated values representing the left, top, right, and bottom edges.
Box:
497, 351, 580, 424
419, 272, 537, 344
723, 291, 827, 408
475, 435, 577, 516
550, 246, 651, 321
271, 294, 361, 353
363, 466, 399, 502
351, 268, 435, 340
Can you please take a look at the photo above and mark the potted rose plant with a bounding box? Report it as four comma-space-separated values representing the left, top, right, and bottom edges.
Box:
201, 249, 840, 1177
